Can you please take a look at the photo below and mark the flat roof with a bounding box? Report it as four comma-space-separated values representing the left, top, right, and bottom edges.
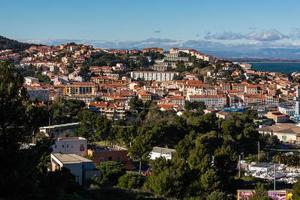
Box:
57, 137, 86, 141
152, 146, 176, 154
40, 122, 80, 129
52, 153, 91, 164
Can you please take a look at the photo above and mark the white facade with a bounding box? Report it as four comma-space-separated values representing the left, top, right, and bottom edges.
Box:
24, 76, 39, 85
187, 94, 227, 108
51, 153, 99, 185
149, 147, 176, 160
278, 105, 295, 116
295, 86, 300, 116
52, 137, 87, 157
130, 71, 178, 82
257, 123, 300, 144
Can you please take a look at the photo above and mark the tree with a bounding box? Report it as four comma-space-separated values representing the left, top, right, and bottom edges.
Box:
117, 173, 145, 189
50, 99, 85, 124
293, 178, 300, 199
0, 61, 31, 197
206, 191, 228, 200
129, 96, 144, 113
94, 161, 126, 187
250, 183, 271, 200
77, 109, 112, 141
0, 62, 86, 199
185, 101, 206, 113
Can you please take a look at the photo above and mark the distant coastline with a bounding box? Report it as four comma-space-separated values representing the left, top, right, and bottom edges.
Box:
249, 62, 300, 74
230, 58, 300, 63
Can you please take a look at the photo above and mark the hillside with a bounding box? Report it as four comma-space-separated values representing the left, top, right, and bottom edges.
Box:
0, 35, 32, 51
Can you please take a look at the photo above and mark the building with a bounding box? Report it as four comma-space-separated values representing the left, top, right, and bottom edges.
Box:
278, 104, 295, 117
26, 86, 49, 102
237, 189, 292, 200
163, 53, 189, 62
187, 94, 227, 109
130, 71, 178, 82
51, 153, 99, 185
295, 86, 300, 116
88, 146, 134, 170
142, 47, 164, 54
88, 102, 127, 120
24, 76, 39, 85
137, 90, 152, 102
257, 123, 300, 144
52, 137, 87, 157
63, 82, 97, 96
39, 122, 80, 138
265, 111, 290, 123
149, 146, 176, 160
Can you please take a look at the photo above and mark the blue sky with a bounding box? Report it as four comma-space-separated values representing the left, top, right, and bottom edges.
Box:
1, 0, 300, 58
1, 0, 299, 40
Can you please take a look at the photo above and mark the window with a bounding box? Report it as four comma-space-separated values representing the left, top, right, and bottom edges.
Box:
80, 144, 85, 151
282, 136, 287, 141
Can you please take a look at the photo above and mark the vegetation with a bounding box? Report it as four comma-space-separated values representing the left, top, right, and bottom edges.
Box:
93, 161, 126, 187
0, 35, 32, 51
118, 173, 145, 189
1, 60, 298, 199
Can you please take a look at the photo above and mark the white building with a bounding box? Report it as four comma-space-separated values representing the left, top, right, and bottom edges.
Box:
295, 86, 300, 116
257, 123, 300, 144
51, 153, 99, 185
39, 122, 80, 138
149, 146, 176, 160
278, 104, 295, 117
164, 53, 189, 62
52, 137, 87, 157
187, 94, 227, 109
24, 76, 39, 85
130, 71, 178, 82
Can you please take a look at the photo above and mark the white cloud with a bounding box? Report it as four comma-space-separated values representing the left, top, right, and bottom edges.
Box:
246, 30, 288, 41
205, 29, 288, 42
205, 31, 244, 40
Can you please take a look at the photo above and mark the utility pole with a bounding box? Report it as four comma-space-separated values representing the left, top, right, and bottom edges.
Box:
257, 141, 260, 162
238, 154, 241, 178
48, 101, 51, 126
139, 160, 142, 174
273, 164, 276, 190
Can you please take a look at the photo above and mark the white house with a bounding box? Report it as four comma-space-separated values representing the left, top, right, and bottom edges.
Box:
24, 76, 39, 85
52, 137, 87, 157
149, 146, 176, 160
51, 153, 99, 185
257, 123, 300, 144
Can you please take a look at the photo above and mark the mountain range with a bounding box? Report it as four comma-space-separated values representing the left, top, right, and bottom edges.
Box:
2, 35, 300, 60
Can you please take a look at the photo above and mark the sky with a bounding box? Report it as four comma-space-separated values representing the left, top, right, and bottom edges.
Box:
1, 0, 300, 58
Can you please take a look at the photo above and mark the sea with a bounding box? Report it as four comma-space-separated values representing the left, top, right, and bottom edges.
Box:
250, 62, 300, 74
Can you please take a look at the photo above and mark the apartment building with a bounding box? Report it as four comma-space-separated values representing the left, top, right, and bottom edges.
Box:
52, 137, 87, 157
187, 94, 227, 108
130, 71, 178, 82
64, 82, 97, 96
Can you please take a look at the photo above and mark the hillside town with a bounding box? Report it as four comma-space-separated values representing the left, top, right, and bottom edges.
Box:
2, 41, 300, 200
